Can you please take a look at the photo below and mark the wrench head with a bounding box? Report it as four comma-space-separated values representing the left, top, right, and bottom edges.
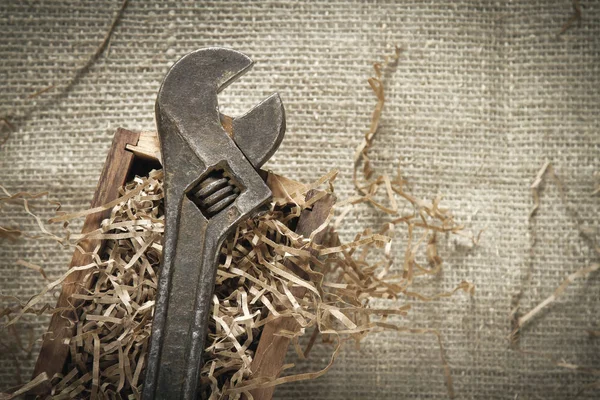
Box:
156, 47, 285, 173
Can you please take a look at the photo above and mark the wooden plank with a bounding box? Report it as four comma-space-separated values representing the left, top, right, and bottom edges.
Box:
249, 190, 335, 400
125, 131, 161, 163
32, 128, 140, 388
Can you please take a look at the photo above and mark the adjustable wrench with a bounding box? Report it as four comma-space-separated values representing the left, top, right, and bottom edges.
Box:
143, 48, 286, 400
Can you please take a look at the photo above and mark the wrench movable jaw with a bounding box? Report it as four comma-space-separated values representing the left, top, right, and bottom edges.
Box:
231, 93, 286, 169
144, 48, 286, 400
158, 47, 254, 104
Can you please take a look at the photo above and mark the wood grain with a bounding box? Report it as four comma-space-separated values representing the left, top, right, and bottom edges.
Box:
249, 190, 335, 400
32, 128, 140, 389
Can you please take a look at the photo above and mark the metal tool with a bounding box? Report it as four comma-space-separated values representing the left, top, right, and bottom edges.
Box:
143, 48, 285, 400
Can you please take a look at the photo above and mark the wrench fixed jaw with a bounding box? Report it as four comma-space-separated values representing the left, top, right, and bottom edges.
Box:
157, 48, 286, 171
143, 48, 286, 400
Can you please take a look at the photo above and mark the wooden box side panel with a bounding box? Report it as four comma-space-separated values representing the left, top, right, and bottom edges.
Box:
32, 128, 140, 384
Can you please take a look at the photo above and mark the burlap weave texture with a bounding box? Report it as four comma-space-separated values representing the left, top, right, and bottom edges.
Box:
1, 1, 599, 398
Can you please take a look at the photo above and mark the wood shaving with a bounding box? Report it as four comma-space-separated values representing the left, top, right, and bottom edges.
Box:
587, 330, 600, 338
511, 162, 599, 343
0, 0, 128, 151
0, 118, 14, 149
560, 0, 582, 35
2, 169, 472, 398
508, 161, 600, 395
0, 184, 63, 243
518, 263, 599, 328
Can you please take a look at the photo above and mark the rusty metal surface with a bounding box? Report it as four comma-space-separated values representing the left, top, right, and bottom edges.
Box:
143, 48, 285, 400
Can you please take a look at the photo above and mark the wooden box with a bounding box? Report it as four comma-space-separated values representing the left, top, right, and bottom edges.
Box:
31, 128, 332, 400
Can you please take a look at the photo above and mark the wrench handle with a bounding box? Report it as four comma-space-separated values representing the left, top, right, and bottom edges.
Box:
145, 197, 224, 400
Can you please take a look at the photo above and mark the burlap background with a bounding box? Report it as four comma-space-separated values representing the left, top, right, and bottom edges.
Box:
1, 0, 599, 398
